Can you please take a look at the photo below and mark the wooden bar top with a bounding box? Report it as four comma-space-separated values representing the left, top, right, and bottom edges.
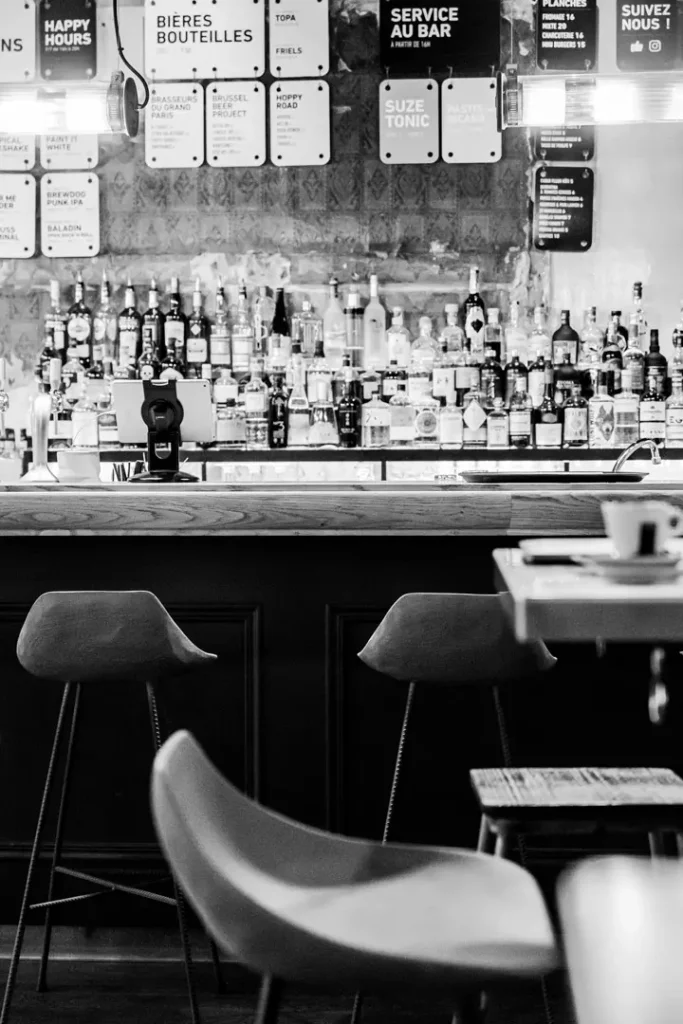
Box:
0, 481, 681, 536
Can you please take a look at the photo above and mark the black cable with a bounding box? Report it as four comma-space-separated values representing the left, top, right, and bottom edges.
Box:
112, 0, 150, 111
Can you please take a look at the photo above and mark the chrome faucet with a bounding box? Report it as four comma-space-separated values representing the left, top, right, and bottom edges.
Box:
22, 390, 57, 482
612, 439, 663, 473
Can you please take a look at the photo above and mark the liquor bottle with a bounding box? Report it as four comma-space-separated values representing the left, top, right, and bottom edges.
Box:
244, 354, 269, 449
92, 273, 118, 365
386, 307, 412, 368
640, 373, 666, 443
62, 339, 84, 405
672, 303, 683, 371
363, 274, 387, 369
309, 378, 340, 446
269, 288, 291, 363
408, 321, 435, 403
96, 360, 118, 448
268, 373, 289, 449
554, 352, 579, 407
253, 286, 275, 351
307, 338, 332, 403
623, 313, 645, 395
528, 350, 546, 410
71, 375, 99, 448
580, 306, 603, 362
214, 367, 245, 447
666, 370, 683, 448
503, 351, 528, 407
362, 390, 391, 448
484, 308, 503, 363
142, 278, 165, 363
480, 348, 504, 408
186, 278, 211, 377
588, 371, 616, 448
462, 265, 486, 357
508, 377, 532, 449
232, 282, 255, 378
462, 384, 488, 448
552, 310, 579, 365
159, 338, 186, 380
164, 277, 188, 367
382, 359, 407, 401
602, 316, 623, 393
632, 282, 648, 347
344, 289, 364, 368
440, 401, 463, 449
211, 278, 232, 373
67, 271, 93, 368
440, 303, 465, 353
432, 340, 457, 407
505, 302, 529, 365
563, 382, 588, 448
388, 382, 415, 447
337, 364, 362, 448
137, 337, 161, 381
288, 299, 320, 368
331, 352, 357, 405
322, 277, 346, 369
287, 343, 311, 447
360, 365, 382, 403
45, 279, 67, 360
39, 329, 58, 390
486, 397, 509, 449
533, 363, 563, 449
644, 329, 668, 398
530, 306, 552, 361
117, 279, 142, 373
609, 310, 628, 349
413, 388, 440, 447
614, 368, 640, 448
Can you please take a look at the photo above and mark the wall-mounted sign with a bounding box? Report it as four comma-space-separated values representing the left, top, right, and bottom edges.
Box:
441, 77, 501, 164
270, 79, 330, 165
0, 0, 36, 83
533, 165, 594, 252
40, 134, 98, 169
0, 135, 35, 171
380, 0, 500, 74
533, 125, 595, 162
269, 0, 329, 77
39, 0, 97, 80
536, 0, 597, 72
206, 82, 266, 166
41, 171, 99, 256
144, 0, 265, 80
0, 174, 36, 258
379, 78, 439, 164
616, 1, 677, 71
145, 82, 204, 168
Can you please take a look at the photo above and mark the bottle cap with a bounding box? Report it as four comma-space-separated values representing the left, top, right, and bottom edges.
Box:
302, 300, 312, 312
419, 316, 432, 332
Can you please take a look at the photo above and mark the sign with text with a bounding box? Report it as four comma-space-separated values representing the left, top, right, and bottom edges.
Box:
39, 0, 97, 80
270, 79, 330, 165
0, 174, 36, 258
533, 165, 594, 252
144, 0, 265, 80
145, 82, 204, 168
41, 171, 99, 256
0, 0, 36, 83
533, 125, 595, 162
616, 1, 678, 71
40, 134, 98, 169
380, 0, 500, 74
441, 77, 501, 164
379, 78, 439, 164
206, 82, 266, 166
269, 0, 329, 77
0, 135, 35, 171
536, 0, 597, 72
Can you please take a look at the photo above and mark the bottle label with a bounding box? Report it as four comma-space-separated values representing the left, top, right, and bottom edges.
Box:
455, 366, 471, 389
415, 409, 439, 438
509, 410, 531, 436
390, 406, 415, 441
214, 383, 238, 403
338, 409, 360, 439
187, 336, 208, 364
432, 367, 455, 401
363, 379, 380, 401
589, 402, 615, 445
487, 418, 509, 447
408, 376, 431, 401
529, 370, 545, 407
647, 368, 667, 397
93, 317, 107, 342
245, 392, 267, 414
440, 410, 463, 446
564, 407, 588, 442
382, 378, 400, 398
640, 400, 666, 439
463, 399, 487, 432
666, 408, 683, 442
362, 405, 391, 429
68, 315, 90, 342
211, 331, 231, 365
288, 411, 310, 445
535, 421, 562, 447
216, 411, 246, 444
119, 330, 138, 366
165, 321, 186, 344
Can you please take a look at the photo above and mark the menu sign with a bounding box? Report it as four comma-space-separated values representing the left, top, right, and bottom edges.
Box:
533, 165, 594, 252
441, 78, 501, 164
145, 83, 204, 169
39, 0, 97, 80
40, 134, 98, 169
536, 0, 597, 72
379, 78, 439, 164
533, 125, 595, 162
269, 0, 329, 77
41, 171, 99, 257
270, 79, 330, 165
206, 82, 266, 166
0, 0, 36, 82
380, 0, 500, 74
0, 174, 36, 258
0, 136, 35, 171
616, 2, 678, 71
144, 0, 265, 80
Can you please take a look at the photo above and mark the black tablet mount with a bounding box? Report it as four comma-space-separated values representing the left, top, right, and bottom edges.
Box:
128, 380, 198, 483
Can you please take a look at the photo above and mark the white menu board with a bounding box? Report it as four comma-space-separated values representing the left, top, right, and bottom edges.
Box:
0, 136, 35, 171
0, 174, 36, 258
379, 78, 439, 165
270, 79, 330, 166
0, 0, 36, 82
206, 82, 266, 166
441, 78, 501, 164
144, 0, 265, 80
41, 172, 100, 257
40, 134, 99, 170
269, 0, 329, 78
145, 82, 204, 169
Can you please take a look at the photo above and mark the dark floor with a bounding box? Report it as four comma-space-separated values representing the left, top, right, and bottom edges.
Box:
0, 961, 575, 1024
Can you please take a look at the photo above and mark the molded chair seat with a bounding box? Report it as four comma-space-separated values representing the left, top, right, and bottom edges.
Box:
17, 590, 217, 682
152, 731, 558, 991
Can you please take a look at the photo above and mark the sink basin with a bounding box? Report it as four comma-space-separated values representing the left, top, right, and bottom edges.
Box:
459, 472, 647, 483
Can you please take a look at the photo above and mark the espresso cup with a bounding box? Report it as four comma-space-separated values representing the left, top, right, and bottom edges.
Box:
601, 501, 683, 559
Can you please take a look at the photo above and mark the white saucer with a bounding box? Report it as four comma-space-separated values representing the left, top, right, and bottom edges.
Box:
577, 553, 682, 585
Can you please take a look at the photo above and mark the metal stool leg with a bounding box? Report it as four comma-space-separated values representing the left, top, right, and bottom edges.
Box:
476, 816, 494, 854
0, 683, 74, 1024
36, 682, 82, 992
255, 976, 284, 1024
147, 683, 201, 1024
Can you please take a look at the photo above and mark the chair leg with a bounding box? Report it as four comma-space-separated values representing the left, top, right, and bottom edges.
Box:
209, 937, 227, 994
0, 683, 74, 1024
146, 683, 201, 1024
476, 816, 494, 854
254, 976, 284, 1024
36, 682, 82, 993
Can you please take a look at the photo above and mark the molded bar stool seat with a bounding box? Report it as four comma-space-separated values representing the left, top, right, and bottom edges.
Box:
2, 591, 219, 1024
152, 731, 558, 1024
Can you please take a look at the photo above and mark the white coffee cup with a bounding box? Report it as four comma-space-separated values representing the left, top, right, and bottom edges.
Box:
57, 449, 101, 484
602, 500, 683, 559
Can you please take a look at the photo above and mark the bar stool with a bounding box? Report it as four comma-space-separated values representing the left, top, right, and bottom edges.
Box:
152, 730, 558, 1024
1, 590, 222, 1024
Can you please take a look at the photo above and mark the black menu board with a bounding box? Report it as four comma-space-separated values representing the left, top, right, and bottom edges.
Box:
536, 0, 597, 72
533, 166, 594, 252
39, 0, 97, 80
533, 125, 595, 162
616, 1, 678, 71
380, 0, 500, 74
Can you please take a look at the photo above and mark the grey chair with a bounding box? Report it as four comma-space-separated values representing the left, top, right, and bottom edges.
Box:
152, 730, 558, 1024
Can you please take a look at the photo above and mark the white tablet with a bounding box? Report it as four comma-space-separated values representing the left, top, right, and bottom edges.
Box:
111, 379, 214, 445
